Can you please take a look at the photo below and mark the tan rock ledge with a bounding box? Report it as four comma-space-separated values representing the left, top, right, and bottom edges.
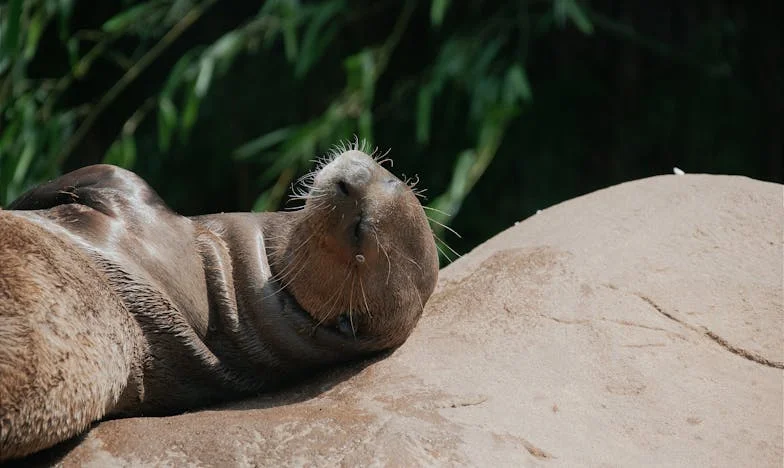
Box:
18, 174, 784, 467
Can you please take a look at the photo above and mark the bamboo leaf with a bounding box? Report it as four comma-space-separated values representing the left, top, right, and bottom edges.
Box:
344, 49, 376, 103
359, 109, 373, 141
23, 11, 44, 60
554, 0, 593, 34
503, 64, 532, 104
210, 31, 243, 74
296, 0, 344, 77
194, 56, 214, 97
566, 1, 594, 34
57, 0, 75, 42
180, 86, 200, 141
12, 143, 35, 188
163, 50, 197, 95
103, 135, 137, 169
449, 149, 475, 199
66, 37, 79, 68
102, 3, 156, 33
252, 190, 273, 212
471, 36, 504, 79
281, 5, 299, 62
430, 0, 450, 27
416, 86, 433, 143
158, 97, 177, 152
2, 0, 22, 57
234, 126, 296, 160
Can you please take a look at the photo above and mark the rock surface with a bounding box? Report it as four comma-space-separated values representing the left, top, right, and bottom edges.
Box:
20, 174, 784, 467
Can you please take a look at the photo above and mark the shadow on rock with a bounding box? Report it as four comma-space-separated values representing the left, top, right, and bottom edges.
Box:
214, 351, 390, 412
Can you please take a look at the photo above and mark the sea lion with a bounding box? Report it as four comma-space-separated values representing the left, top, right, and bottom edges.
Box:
0, 146, 439, 461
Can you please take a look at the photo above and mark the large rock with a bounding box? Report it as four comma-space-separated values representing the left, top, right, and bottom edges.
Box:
22, 175, 784, 467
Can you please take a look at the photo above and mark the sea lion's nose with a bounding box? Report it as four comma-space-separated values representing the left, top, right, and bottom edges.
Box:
337, 179, 351, 196
334, 153, 373, 200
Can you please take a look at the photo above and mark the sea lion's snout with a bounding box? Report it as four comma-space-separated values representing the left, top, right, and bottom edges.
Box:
282, 146, 439, 347
328, 151, 374, 197
311, 150, 404, 254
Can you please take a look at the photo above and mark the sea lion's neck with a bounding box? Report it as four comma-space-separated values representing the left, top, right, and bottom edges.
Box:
191, 212, 374, 382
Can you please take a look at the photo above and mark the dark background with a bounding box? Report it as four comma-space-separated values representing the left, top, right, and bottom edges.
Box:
1, 0, 780, 257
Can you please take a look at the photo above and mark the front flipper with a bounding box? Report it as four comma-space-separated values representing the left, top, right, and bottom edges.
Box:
8, 164, 168, 219
9, 165, 119, 215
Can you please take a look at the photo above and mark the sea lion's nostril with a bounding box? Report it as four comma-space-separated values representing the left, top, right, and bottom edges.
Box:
337, 180, 350, 196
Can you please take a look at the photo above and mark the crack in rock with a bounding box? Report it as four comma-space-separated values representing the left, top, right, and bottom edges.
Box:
521, 438, 553, 459
636, 294, 783, 370
540, 315, 590, 325
437, 397, 489, 409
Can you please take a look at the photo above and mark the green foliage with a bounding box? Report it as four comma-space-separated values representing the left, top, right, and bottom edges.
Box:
0, 0, 773, 261
1, 0, 74, 202
0, 0, 588, 215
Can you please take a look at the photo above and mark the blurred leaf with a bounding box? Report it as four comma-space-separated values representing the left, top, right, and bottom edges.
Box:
234, 126, 296, 160
358, 109, 373, 141
262, 166, 295, 211
470, 76, 500, 119
23, 11, 45, 60
416, 86, 433, 143
103, 135, 137, 169
163, 50, 197, 95
180, 86, 200, 141
157, 97, 177, 152
251, 190, 273, 212
2, 0, 22, 57
12, 143, 35, 188
296, 0, 344, 77
210, 31, 243, 74
430, 0, 450, 27
449, 149, 475, 199
503, 64, 532, 104
66, 37, 79, 68
102, 3, 156, 33
344, 49, 376, 103
281, 14, 298, 61
471, 36, 504, 79
57, 0, 75, 42
434, 38, 470, 81
194, 56, 215, 97
554, 0, 594, 34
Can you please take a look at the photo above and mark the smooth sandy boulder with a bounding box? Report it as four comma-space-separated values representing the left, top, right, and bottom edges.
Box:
19, 174, 783, 467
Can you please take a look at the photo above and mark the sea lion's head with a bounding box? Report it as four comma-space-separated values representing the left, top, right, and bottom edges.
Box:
277, 147, 439, 349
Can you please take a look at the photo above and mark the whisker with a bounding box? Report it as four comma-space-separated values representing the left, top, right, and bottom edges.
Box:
315, 264, 353, 328
371, 147, 390, 162
404, 270, 424, 313
358, 276, 372, 319
265, 248, 311, 298
434, 241, 453, 263
349, 273, 357, 338
422, 205, 451, 216
390, 245, 423, 272
372, 227, 392, 285
432, 231, 461, 259
426, 216, 462, 239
